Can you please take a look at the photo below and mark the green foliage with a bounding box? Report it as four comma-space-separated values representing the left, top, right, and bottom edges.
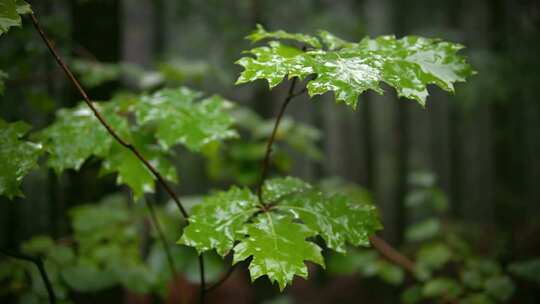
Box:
0, 119, 42, 199
204, 107, 321, 185
37, 87, 236, 199
399, 173, 517, 303
71, 58, 217, 90
179, 187, 259, 256
0, 195, 225, 302
236, 25, 474, 109
0, 17, 482, 301
0, 0, 31, 36
327, 249, 404, 285
179, 176, 381, 290
38, 103, 125, 174
234, 214, 324, 291
135, 88, 237, 151
422, 277, 463, 299
324, 174, 521, 303
508, 259, 540, 284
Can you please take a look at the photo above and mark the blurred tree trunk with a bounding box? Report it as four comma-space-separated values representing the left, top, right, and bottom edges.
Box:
363, 0, 403, 245
121, 0, 156, 69
455, 0, 495, 227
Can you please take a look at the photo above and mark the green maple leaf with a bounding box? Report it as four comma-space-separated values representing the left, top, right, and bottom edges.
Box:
178, 187, 259, 256
40, 102, 178, 199
100, 130, 177, 200
233, 214, 324, 291
0, 0, 32, 36
247, 24, 322, 49
0, 119, 42, 199
134, 87, 238, 151
270, 177, 382, 253
38, 103, 128, 174
236, 26, 475, 109
179, 176, 381, 290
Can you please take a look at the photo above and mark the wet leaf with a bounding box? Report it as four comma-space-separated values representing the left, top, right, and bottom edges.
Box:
135, 87, 237, 151
233, 214, 324, 291
38, 103, 128, 174
237, 27, 474, 109
179, 176, 381, 291
100, 139, 177, 200
0, 120, 42, 199
178, 187, 259, 256
0, 0, 31, 36
247, 24, 321, 49
270, 177, 382, 253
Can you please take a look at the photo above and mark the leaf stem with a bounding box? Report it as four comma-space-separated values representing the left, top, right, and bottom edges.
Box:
28, 12, 207, 302
0, 249, 56, 304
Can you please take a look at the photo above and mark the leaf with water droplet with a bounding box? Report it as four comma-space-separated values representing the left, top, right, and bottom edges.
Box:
0, 119, 42, 199
134, 87, 238, 151
100, 129, 177, 200
179, 176, 381, 291
0, 0, 32, 36
247, 24, 322, 49
178, 187, 259, 256
38, 103, 128, 174
236, 27, 474, 109
268, 177, 382, 253
233, 214, 324, 291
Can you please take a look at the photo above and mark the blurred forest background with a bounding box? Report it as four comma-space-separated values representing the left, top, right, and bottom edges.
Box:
1, 0, 540, 303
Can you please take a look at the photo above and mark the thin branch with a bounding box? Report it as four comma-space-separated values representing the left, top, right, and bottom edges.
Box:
369, 235, 416, 273
0, 249, 56, 304
199, 254, 206, 303
28, 12, 207, 302
205, 264, 238, 292
256, 77, 300, 205
144, 198, 176, 278
28, 13, 189, 219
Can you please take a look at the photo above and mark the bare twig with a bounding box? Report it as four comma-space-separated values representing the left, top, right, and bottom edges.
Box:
205, 264, 238, 292
0, 249, 56, 304
256, 77, 300, 205
369, 235, 416, 273
28, 12, 207, 302
144, 198, 176, 278
199, 254, 206, 303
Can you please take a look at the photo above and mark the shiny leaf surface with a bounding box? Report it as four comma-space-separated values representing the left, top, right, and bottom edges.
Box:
38, 103, 127, 174
0, 0, 31, 36
135, 87, 238, 151
0, 120, 42, 199
236, 27, 474, 109
179, 176, 381, 290
270, 177, 382, 253
233, 214, 324, 291
178, 187, 259, 256
100, 137, 177, 200
247, 24, 322, 49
